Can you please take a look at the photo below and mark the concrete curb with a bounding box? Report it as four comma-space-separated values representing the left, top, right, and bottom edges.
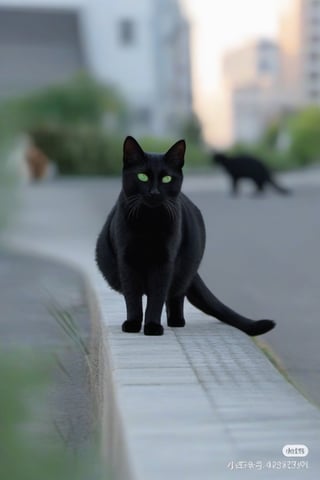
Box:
91, 275, 320, 480
84, 280, 136, 480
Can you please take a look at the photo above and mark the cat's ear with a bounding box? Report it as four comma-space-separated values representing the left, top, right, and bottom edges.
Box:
123, 136, 145, 167
165, 139, 185, 168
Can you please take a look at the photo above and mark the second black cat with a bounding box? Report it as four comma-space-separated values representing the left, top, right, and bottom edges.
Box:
213, 152, 291, 195
96, 137, 276, 336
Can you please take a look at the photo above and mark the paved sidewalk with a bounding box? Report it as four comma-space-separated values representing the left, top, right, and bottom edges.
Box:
2, 173, 320, 480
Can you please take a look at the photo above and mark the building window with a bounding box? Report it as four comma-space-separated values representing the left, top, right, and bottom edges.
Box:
119, 19, 135, 46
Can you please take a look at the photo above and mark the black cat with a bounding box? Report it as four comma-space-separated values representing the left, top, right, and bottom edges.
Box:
96, 137, 276, 336
213, 152, 291, 195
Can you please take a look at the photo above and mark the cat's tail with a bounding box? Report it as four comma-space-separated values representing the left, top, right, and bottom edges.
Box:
186, 274, 276, 336
268, 176, 291, 195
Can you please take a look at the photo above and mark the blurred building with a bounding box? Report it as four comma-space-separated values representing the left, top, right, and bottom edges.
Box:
279, 0, 320, 107
0, 1, 86, 98
0, 0, 193, 137
222, 39, 280, 144
221, 0, 320, 146
96, 0, 193, 136
224, 39, 279, 88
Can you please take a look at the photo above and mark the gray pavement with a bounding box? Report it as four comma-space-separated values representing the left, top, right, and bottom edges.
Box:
188, 181, 320, 406
2, 169, 320, 480
0, 250, 101, 454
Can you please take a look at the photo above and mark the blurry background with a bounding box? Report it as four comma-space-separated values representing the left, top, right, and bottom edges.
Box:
0, 1, 320, 478
0, 0, 200, 180
0, 0, 320, 177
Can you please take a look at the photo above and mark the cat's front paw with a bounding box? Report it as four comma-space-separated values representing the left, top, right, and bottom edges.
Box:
167, 317, 186, 327
144, 323, 164, 336
122, 319, 142, 333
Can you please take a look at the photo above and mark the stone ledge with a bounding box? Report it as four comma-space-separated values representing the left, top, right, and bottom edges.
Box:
90, 270, 320, 480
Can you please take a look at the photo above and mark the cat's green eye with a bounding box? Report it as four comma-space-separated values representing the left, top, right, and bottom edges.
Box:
137, 173, 149, 182
162, 175, 172, 184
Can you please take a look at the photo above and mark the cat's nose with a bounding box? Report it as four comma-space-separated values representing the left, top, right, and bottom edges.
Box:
150, 186, 160, 196
146, 188, 162, 206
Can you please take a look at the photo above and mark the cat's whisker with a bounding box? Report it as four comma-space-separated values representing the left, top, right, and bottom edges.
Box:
127, 205, 136, 220
127, 196, 142, 221
165, 199, 177, 222
126, 195, 140, 207
167, 204, 175, 222
132, 204, 141, 220
166, 205, 174, 222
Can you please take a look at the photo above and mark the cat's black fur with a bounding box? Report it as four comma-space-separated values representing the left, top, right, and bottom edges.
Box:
213, 152, 291, 195
96, 137, 276, 336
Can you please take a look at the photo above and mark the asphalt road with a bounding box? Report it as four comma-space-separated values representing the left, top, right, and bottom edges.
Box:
3, 172, 320, 407
188, 184, 320, 406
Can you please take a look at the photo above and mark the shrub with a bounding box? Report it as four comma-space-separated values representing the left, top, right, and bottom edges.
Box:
0, 75, 129, 176
30, 130, 211, 176
31, 127, 123, 176
259, 106, 320, 170
0, 75, 209, 176
4, 74, 127, 132
287, 106, 320, 166
138, 136, 210, 169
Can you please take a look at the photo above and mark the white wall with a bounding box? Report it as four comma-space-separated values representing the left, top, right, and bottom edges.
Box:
85, 0, 156, 102
0, 0, 192, 137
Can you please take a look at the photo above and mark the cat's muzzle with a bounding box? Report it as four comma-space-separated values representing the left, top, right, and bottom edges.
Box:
144, 193, 163, 208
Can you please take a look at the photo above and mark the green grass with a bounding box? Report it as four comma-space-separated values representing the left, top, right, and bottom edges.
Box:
0, 140, 18, 232
48, 302, 94, 385
0, 348, 109, 480
254, 338, 319, 407
0, 296, 109, 480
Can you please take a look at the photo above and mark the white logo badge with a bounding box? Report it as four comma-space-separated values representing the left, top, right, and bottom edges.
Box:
282, 445, 309, 457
